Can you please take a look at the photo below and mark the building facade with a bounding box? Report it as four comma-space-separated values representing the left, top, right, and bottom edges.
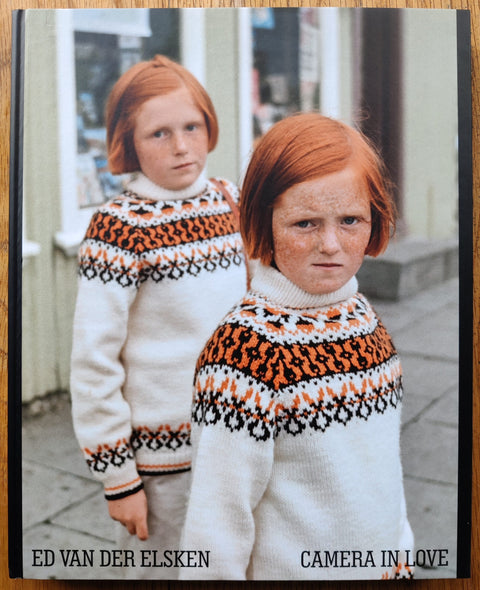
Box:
20, 8, 459, 402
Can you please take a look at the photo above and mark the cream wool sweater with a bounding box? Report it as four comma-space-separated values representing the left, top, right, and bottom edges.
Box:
70, 172, 246, 500
180, 263, 413, 581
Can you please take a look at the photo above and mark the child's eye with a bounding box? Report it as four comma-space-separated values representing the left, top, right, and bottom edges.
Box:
342, 216, 358, 226
296, 220, 313, 228
186, 123, 198, 132
153, 129, 167, 138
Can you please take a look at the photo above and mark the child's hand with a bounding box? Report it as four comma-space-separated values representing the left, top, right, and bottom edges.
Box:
108, 489, 149, 540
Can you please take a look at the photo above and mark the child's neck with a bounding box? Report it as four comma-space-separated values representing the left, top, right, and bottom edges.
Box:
125, 171, 208, 201
251, 261, 359, 309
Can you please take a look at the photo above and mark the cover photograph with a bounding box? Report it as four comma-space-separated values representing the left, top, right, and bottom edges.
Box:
8, 6, 472, 581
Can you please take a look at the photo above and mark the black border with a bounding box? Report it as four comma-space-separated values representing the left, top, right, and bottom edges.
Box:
455, 8, 473, 580
8, 8, 25, 580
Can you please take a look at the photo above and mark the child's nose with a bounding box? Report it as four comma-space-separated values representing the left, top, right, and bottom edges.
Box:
317, 227, 341, 255
172, 132, 188, 154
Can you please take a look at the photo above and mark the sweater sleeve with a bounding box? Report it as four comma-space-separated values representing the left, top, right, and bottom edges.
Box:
70, 210, 143, 500
179, 363, 276, 580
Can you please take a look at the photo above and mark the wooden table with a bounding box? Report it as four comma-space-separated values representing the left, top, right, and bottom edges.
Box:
1, 1, 478, 589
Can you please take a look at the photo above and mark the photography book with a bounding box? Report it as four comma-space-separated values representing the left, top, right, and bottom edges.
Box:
9, 6, 472, 581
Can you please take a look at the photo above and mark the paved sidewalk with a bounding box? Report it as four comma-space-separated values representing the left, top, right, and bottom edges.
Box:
19, 278, 461, 580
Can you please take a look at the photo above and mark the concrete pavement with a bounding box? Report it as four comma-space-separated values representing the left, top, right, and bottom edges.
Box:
19, 277, 461, 580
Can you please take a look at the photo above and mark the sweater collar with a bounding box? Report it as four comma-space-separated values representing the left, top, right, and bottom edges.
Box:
124, 171, 208, 201
249, 261, 358, 310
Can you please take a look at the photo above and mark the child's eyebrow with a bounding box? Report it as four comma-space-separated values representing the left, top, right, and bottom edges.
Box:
186, 117, 206, 124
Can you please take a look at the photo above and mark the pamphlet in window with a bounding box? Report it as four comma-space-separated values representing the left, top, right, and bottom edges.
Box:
9, 6, 472, 581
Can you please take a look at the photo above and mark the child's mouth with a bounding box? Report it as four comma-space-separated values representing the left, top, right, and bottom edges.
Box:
314, 263, 342, 268
174, 162, 194, 170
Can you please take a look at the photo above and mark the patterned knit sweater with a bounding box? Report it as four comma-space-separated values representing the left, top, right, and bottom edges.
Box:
180, 263, 413, 581
70, 172, 246, 500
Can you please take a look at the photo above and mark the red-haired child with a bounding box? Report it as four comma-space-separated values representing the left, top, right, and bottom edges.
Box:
180, 113, 414, 581
70, 55, 246, 579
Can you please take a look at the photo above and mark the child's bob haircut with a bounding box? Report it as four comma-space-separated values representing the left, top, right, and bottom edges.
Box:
106, 55, 219, 174
240, 112, 396, 263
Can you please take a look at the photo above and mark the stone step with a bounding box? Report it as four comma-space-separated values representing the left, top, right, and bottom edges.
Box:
357, 237, 458, 300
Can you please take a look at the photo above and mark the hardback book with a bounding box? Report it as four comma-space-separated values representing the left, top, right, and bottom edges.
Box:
9, 6, 472, 581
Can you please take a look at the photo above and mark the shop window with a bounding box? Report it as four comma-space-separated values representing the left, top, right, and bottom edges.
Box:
74, 10, 180, 209
251, 8, 322, 142
55, 9, 184, 255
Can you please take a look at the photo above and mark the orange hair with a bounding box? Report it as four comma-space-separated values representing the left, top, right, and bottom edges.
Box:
240, 112, 396, 263
105, 55, 219, 174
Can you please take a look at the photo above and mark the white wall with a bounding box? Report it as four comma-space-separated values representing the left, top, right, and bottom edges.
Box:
401, 9, 459, 239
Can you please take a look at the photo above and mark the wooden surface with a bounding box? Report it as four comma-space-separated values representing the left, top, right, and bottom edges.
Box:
1, 0, 478, 589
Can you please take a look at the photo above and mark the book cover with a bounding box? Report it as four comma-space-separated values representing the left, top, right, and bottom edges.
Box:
9, 6, 472, 581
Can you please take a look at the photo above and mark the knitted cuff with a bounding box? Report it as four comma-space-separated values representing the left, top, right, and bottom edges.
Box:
104, 475, 144, 501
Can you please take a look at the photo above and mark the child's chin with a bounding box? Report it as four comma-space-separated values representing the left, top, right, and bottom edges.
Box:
302, 278, 350, 296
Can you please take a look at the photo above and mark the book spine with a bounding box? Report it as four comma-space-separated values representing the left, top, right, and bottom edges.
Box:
8, 8, 25, 580
456, 8, 473, 580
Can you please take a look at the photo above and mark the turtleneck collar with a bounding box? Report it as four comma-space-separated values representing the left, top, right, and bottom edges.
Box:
124, 171, 209, 201
249, 261, 358, 310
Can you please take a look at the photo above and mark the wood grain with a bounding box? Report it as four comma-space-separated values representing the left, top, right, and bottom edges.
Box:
1, 0, 478, 589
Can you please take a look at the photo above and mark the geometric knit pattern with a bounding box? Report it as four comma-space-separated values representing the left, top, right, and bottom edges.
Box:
78, 189, 243, 288
71, 176, 247, 500
193, 293, 403, 441
383, 562, 414, 580
181, 267, 413, 581
84, 423, 191, 476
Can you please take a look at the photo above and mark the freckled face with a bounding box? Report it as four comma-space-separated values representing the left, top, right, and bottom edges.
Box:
271, 166, 372, 295
132, 87, 209, 191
